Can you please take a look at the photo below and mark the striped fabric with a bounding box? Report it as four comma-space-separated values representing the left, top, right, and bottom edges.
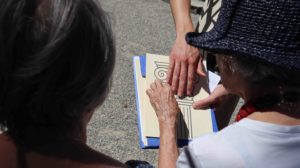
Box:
195, 0, 222, 71
197, 0, 222, 33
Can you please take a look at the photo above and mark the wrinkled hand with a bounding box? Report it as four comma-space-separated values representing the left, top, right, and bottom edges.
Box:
146, 80, 180, 126
167, 35, 206, 97
193, 84, 230, 109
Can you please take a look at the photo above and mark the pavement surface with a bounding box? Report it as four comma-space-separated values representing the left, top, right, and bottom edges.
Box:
87, 0, 200, 165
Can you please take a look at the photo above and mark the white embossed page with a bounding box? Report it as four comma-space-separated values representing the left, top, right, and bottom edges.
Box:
144, 53, 214, 139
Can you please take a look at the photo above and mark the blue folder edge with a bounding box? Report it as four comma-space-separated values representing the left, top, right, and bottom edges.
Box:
139, 55, 146, 77
133, 55, 218, 149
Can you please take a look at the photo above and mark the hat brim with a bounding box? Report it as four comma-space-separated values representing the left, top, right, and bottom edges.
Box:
186, 32, 300, 70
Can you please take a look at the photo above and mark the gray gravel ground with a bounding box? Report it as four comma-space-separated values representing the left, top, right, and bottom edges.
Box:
0, 0, 243, 166
87, 0, 200, 165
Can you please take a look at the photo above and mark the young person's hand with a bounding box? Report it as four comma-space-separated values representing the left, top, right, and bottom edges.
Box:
167, 35, 206, 98
168, 0, 206, 99
146, 80, 180, 128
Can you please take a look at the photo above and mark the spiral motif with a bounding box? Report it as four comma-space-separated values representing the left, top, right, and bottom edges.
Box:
154, 67, 168, 82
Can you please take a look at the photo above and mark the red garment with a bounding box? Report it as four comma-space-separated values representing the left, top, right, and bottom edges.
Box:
235, 102, 257, 122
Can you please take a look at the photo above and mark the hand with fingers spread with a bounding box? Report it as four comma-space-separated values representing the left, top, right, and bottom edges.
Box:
146, 80, 180, 126
146, 80, 180, 168
168, 0, 206, 98
167, 36, 206, 97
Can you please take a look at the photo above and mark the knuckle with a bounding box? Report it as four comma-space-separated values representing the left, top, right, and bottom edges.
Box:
174, 69, 180, 75
187, 58, 196, 64
173, 54, 181, 61
175, 54, 187, 62
173, 69, 179, 75
181, 58, 188, 63
163, 82, 170, 87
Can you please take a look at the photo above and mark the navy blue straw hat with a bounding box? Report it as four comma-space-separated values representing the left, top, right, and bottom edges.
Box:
186, 0, 300, 70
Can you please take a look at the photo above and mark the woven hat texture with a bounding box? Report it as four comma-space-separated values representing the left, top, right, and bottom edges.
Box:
186, 0, 300, 70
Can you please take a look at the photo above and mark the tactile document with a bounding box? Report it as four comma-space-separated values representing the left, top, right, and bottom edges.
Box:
143, 53, 214, 139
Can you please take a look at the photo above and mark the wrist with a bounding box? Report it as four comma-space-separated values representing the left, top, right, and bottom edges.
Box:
175, 22, 195, 37
158, 116, 177, 128
160, 129, 177, 142
159, 122, 177, 137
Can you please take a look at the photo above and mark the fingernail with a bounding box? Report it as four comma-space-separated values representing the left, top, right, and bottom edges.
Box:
178, 94, 184, 99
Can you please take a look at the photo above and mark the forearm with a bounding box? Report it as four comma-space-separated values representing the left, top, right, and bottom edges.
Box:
170, 0, 194, 36
158, 124, 179, 168
146, 81, 180, 167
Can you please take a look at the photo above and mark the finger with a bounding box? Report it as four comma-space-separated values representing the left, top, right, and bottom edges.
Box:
167, 57, 175, 84
155, 79, 163, 89
146, 89, 153, 97
197, 56, 207, 77
153, 102, 161, 116
167, 88, 176, 101
163, 83, 174, 95
171, 62, 181, 93
150, 82, 157, 91
177, 63, 187, 97
192, 96, 216, 109
149, 99, 159, 112
192, 84, 228, 109
186, 63, 195, 96
162, 82, 171, 87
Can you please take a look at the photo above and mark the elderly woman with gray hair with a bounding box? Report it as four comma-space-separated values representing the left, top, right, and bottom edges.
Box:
147, 0, 300, 167
0, 0, 125, 167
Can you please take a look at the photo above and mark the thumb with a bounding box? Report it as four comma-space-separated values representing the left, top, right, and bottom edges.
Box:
196, 57, 207, 77
193, 96, 216, 109
193, 84, 229, 109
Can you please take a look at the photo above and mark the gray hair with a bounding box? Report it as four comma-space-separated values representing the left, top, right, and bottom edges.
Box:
218, 54, 300, 111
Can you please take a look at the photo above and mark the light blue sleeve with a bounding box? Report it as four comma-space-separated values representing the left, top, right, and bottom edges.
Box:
176, 146, 203, 168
